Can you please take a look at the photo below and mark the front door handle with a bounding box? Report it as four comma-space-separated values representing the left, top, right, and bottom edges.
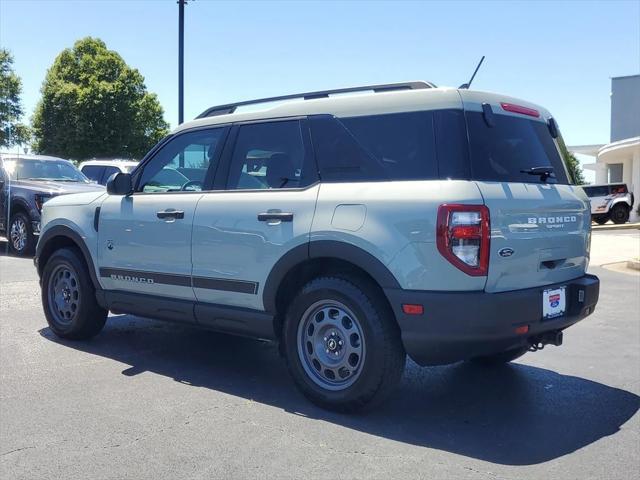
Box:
257, 212, 294, 222
157, 209, 185, 220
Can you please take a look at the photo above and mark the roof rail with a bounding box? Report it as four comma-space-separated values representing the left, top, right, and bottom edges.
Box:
196, 81, 436, 118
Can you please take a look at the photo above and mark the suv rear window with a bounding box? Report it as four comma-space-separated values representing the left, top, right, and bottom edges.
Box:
465, 111, 570, 184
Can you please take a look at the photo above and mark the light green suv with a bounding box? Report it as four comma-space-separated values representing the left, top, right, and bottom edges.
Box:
35, 82, 600, 411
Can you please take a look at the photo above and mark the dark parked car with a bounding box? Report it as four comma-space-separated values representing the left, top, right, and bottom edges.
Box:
0, 154, 105, 255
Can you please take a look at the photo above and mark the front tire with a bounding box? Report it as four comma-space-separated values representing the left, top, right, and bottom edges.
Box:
610, 204, 630, 224
8, 212, 35, 256
283, 276, 405, 412
41, 247, 107, 339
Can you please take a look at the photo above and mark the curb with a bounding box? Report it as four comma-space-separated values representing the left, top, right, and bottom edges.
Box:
592, 223, 640, 231
627, 259, 640, 271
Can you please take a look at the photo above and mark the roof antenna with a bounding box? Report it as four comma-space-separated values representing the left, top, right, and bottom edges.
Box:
459, 56, 485, 89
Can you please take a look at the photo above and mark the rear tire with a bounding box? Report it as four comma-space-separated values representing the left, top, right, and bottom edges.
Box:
610, 204, 630, 224
41, 247, 107, 340
8, 212, 35, 256
469, 346, 529, 366
592, 215, 608, 225
283, 275, 405, 412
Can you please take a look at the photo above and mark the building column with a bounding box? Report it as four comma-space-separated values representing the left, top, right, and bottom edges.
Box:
631, 151, 640, 222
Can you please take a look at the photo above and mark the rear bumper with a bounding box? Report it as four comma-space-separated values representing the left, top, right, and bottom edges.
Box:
385, 274, 599, 366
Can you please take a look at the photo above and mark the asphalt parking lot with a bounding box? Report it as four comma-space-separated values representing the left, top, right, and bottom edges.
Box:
1, 232, 639, 480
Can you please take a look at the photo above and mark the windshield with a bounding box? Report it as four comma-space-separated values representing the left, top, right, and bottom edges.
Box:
4, 159, 90, 182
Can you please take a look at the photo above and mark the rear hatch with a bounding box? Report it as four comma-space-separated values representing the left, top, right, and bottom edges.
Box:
459, 90, 590, 293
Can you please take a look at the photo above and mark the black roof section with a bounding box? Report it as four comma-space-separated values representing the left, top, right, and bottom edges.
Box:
196, 81, 436, 119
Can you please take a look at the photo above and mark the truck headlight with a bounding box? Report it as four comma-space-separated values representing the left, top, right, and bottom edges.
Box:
34, 194, 52, 213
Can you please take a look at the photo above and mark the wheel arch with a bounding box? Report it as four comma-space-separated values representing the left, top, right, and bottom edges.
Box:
36, 225, 99, 289
264, 240, 401, 339
609, 197, 631, 209
9, 197, 32, 217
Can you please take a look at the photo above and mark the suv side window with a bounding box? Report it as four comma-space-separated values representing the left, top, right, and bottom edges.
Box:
310, 112, 441, 182
81, 165, 105, 183
137, 127, 227, 193
583, 186, 608, 197
226, 120, 312, 190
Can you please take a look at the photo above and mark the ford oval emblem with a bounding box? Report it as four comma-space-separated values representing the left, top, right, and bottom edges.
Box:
498, 247, 515, 258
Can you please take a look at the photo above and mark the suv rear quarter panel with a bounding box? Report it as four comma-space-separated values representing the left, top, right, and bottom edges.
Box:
311, 180, 487, 291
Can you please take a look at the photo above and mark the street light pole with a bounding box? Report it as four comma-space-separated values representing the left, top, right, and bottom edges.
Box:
178, 0, 186, 125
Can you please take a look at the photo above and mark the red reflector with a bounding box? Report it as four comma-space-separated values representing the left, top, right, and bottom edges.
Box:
402, 304, 424, 315
514, 325, 529, 335
451, 225, 481, 239
500, 102, 540, 118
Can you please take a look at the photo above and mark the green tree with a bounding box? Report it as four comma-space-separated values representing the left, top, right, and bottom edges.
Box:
32, 37, 168, 159
0, 49, 31, 148
557, 136, 585, 185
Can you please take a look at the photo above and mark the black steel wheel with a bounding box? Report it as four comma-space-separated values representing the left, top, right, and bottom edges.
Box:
610, 204, 630, 224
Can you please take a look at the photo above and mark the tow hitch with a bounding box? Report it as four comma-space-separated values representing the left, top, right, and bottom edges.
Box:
528, 331, 563, 352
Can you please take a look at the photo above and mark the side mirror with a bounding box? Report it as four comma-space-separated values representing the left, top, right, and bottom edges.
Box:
106, 172, 133, 195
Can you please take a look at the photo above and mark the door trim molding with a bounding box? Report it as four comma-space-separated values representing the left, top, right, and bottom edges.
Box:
99, 267, 259, 294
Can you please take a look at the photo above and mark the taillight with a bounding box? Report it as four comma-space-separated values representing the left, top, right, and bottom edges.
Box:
436, 204, 490, 276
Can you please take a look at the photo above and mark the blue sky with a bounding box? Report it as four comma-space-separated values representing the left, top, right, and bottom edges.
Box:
1, 0, 639, 176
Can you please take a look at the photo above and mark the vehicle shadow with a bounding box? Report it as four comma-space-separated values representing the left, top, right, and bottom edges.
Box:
39, 314, 639, 466
0, 238, 33, 258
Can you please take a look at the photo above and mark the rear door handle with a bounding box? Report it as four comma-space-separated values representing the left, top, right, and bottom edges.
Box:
157, 209, 185, 220
257, 212, 294, 222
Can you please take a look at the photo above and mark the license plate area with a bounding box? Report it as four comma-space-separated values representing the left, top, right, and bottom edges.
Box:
543, 286, 566, 320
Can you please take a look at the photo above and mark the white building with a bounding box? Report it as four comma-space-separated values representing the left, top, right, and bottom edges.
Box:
571, 74, 640, 222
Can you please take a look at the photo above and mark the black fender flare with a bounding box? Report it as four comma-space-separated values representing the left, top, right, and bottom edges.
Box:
35, 225, 99, 288
9, 196, 35, 219
262, 240, 401, 313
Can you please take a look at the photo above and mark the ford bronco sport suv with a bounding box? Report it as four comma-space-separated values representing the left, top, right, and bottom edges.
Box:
35, 82, 600, 411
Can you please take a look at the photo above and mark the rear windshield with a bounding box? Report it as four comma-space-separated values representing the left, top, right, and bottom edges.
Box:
465, 111, 570, 184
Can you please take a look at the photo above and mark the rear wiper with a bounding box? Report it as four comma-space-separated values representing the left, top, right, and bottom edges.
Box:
520, 166, 554, 182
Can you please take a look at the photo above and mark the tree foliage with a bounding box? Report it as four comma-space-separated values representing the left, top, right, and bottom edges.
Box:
32, 37, 169, 159
0, 49, 31, 148
557, 135, 586, 185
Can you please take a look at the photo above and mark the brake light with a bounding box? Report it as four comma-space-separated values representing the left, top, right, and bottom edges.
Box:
402, 304, 424, 315
437, 204, 490, 276
500, 102, 540, 118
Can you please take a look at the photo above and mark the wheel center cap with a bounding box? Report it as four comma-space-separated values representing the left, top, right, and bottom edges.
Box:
327, 338, 338, 351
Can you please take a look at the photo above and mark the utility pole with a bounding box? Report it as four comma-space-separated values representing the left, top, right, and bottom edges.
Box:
178, 0, 187, 125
